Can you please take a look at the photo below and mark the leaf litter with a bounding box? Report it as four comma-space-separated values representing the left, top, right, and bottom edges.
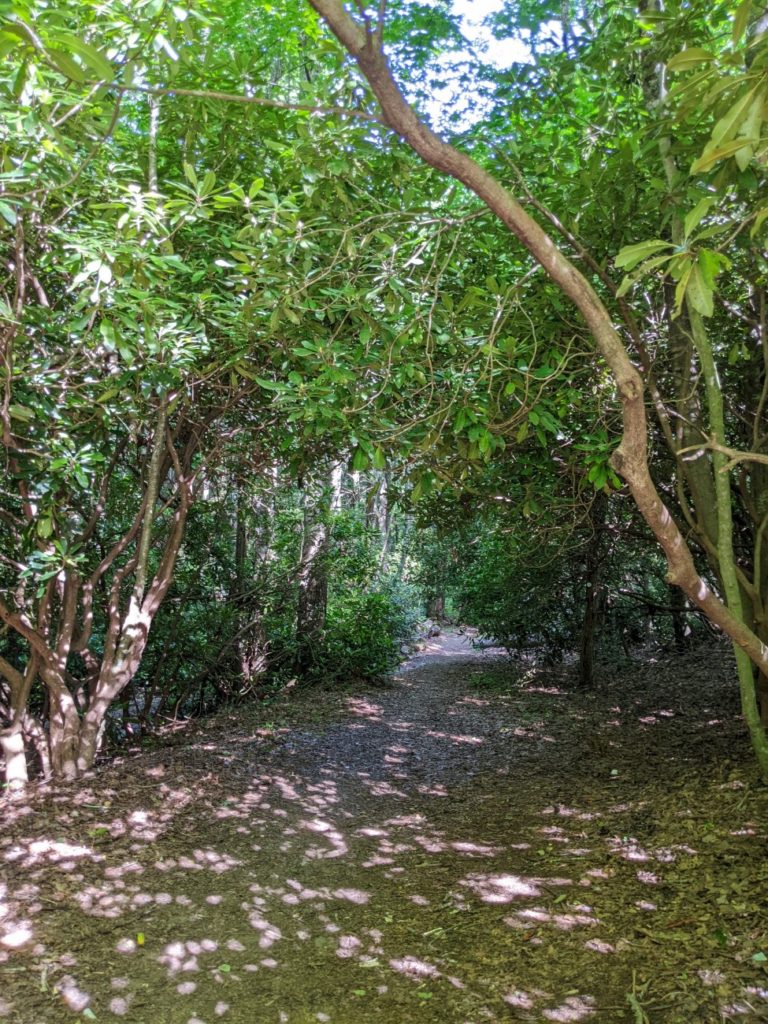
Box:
1, 633, 767, 1023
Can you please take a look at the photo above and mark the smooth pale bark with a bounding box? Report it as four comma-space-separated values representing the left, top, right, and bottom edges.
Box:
0, 729, 27, 790
0, 653, 35, 788
307, 0, 768, 773
0, 405, 191, 782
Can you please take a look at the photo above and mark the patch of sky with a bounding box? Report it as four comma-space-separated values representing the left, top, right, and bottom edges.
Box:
422, 0, 533, 131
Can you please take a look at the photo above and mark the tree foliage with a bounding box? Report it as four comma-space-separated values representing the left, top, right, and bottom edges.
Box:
3, 0, 768, 785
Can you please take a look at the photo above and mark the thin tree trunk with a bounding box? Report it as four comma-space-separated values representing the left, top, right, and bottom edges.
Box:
296, 486, 329, 674
578, 498, 605, 687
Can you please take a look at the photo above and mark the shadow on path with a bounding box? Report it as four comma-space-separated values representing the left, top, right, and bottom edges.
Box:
2, 634, 767, 1022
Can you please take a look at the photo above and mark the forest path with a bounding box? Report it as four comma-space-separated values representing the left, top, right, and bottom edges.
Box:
2, 635, 767, 1023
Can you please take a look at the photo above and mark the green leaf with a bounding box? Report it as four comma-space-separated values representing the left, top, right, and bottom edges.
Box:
667, 47, 715, 72
751, 206, 768, 237
686, 263, 714, 316
200, 170, 216, 196
752, 952, 767, 963
698, 248, 730, 289
711, 84, 761, 147
183, 162, 198, 187
683, 196, 717, 239
9, 404, 34, 421
614, 240, 674, 270
673, 260, 693, 317
255, 377, 281, 391
733, 0, 752, 44
618, 249, 688, 294
373, 447, 387, 470
58, 33, 113, 81
218, 963, 231, 973
48, 48, 86, 82
0, 201, 17, 226
734, 88, 765, 170
351, 447, 370, 471
691, 137, 758, 173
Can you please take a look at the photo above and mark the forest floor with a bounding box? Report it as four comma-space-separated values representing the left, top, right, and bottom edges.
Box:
2, 633, 768, 1024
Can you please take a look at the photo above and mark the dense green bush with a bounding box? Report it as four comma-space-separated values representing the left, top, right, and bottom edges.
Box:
319, 582, 421, 681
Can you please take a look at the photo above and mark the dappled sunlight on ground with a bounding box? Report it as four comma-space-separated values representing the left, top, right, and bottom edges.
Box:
2, 636, 767, 1022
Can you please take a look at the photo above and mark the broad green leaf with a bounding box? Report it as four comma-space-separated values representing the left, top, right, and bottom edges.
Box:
698, 248, 730, 289
255, 377, 282, 391
9, 404, 34, 421
0, 201, 17, 226
183, 162, 198, 187
751, 206, 768, 236
686, 262, 714, 316
667, 47, 715, 72
58, 33, 114, 81
48, 48, 86, 82
691, 137, 759, 173
200, 170, 216, 196
734, 88, 765, 170
673, 262, 693, 317
616, 275, 634, 299
710, 84, 761, 147
684, 196, 717, 239
733, 0, 752, 43
351, 447, 370, 471
615, 252, 677, 296
614, 240, 674, 270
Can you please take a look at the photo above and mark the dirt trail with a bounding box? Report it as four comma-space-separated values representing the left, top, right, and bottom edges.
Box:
2, 635, 767, 1023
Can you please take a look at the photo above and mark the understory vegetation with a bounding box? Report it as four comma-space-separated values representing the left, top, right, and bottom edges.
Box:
1, 0, 768, 779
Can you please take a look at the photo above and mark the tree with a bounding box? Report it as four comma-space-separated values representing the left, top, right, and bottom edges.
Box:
305, 0, 768, 776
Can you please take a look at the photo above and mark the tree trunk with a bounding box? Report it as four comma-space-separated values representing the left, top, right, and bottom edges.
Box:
669, 585, 689, 653
45, 675, 81, 781
0, 726, 27, 790
578, 496, 606, 687
296, 487, 329, 674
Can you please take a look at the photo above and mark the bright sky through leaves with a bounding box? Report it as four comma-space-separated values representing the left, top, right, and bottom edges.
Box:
452, 0, 531, 66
